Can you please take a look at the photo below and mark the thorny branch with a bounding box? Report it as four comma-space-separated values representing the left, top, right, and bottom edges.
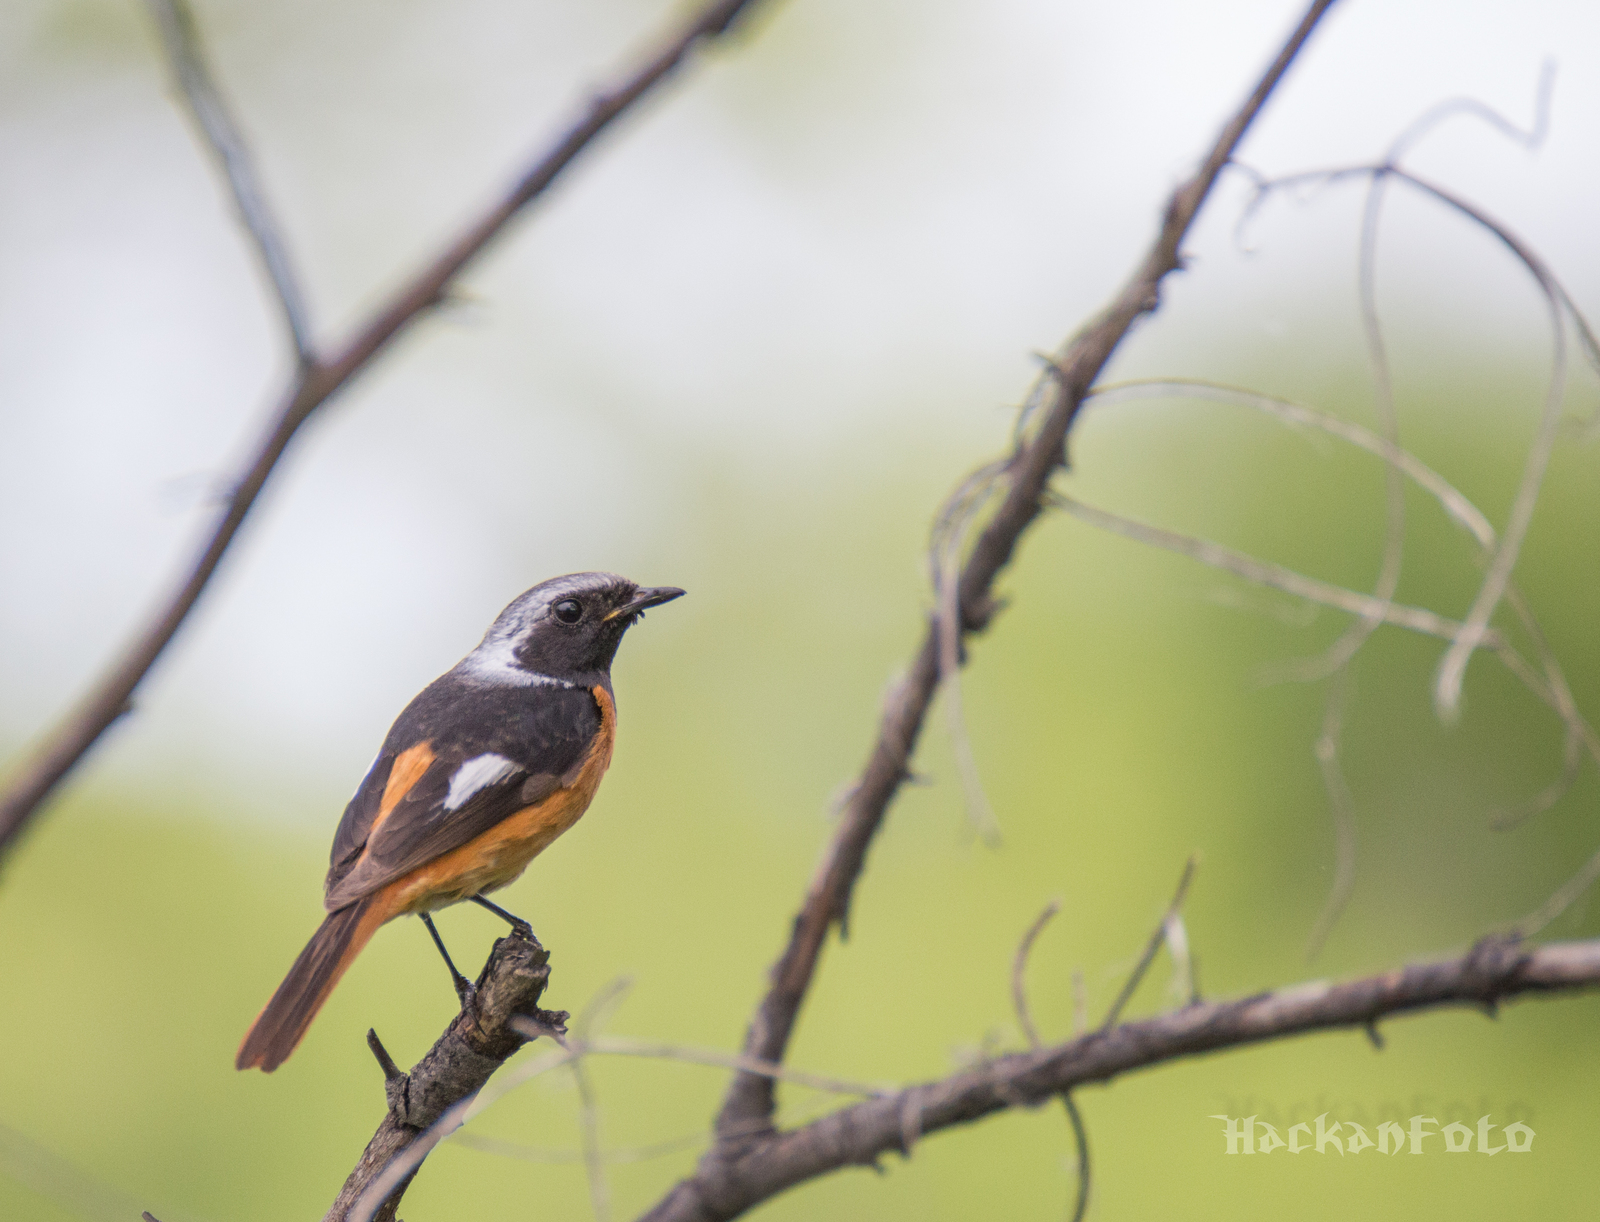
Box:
707, 0, 1342, 1152
0, 0, 769, 865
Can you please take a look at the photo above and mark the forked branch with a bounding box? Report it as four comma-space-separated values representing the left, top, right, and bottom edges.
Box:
710, 0, 1342, 1143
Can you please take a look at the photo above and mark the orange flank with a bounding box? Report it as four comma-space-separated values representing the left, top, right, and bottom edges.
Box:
235, 687, 615, 1072
389, 688, 615, 913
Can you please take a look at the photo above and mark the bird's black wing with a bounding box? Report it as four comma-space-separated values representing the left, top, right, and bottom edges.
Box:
323, 678, 600, 909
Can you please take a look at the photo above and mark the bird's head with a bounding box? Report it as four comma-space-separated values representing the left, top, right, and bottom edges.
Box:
461, 572, 685, 688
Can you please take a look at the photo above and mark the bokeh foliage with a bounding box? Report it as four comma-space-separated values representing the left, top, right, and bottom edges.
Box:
6, 0, 1600, 1218
5, 376, 1600, 1219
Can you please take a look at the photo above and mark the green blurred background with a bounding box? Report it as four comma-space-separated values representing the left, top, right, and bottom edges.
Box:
5, 0, 1600, 1219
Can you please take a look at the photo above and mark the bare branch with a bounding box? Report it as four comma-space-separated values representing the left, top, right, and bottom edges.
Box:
640, 936, 1600, 1222
0, 0, 769, 865
145, 0, 314, 362
709, 0, 1342, 1144
328, 931, 568, 1222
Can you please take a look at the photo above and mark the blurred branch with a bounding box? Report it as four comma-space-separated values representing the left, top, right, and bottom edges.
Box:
0, 0, 769, 866
708, 0, 1342, 1149
640, 936, 1600, 1222
329, 931, 568, 1222
0, 1121, 175, 1222
347, 1022, 887, 1222
1101, 856, 1198, 1031
146, 0, 313, 362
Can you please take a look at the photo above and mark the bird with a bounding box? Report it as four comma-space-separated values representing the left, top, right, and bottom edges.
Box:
236, 572, 684, 1072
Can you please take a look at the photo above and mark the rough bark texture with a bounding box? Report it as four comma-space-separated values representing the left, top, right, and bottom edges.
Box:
323, 931, 568, 1222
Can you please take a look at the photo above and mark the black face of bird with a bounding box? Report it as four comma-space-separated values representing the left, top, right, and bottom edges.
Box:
489, 572, 684, 681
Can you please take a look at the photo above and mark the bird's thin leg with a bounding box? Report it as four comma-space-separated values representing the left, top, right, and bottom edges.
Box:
419, 912, 473, 1004
470, 894, 535, 938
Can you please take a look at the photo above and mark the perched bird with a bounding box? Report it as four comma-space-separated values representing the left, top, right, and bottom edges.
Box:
237, 572, 684, 1072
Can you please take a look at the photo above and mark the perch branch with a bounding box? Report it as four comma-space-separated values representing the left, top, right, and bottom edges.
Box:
329, 931, 569, 1222
0, 0, 768, 865
710, 0, 1342, 1143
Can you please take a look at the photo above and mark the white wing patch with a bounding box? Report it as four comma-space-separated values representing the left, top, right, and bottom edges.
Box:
444, 753, 522, 811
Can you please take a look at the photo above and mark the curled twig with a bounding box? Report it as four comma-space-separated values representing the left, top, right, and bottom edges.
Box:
1011, 900, 1061, 1050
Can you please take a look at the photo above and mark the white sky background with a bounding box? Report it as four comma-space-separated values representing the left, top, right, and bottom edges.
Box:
1, 0, 1597, 822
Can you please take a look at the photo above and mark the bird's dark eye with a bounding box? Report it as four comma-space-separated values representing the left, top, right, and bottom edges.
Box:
552, 599, 583, 624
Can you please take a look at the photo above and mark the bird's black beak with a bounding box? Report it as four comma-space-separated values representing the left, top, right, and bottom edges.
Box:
605, 586, 686, 622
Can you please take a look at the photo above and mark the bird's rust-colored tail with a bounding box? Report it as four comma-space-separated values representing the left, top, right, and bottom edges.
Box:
237, 896, 387, 1072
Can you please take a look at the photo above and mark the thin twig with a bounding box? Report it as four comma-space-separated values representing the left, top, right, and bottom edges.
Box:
568, 980, 633, 1222
1513, 847, 1600, 938
1008, 901, 1091, 1222
145, 0, 314, 362
451, 1129, 706, 1166
1307, 669, 1357, 960
1086, 379, 1600, 767
1237, 157, 1586, 721
1101, 856, 1198, 1031
571, 1057, 610, 1222
0, 0, 769, 865
1274, 163, 1402, 687
1062, 1094, 1091, 1222
351, 1025, 890, 1222
709, 0, 1342, 1143
1012, 900, 1061, 1050
507, 1025, 892, 1099
0, 1121, 181, 1222
1085, 378, 1600, 921
1382, 58, 1553, 165
1055, 496, 1489, 644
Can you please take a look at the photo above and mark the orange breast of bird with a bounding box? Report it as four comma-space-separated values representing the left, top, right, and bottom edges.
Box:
385, 685, 616, 915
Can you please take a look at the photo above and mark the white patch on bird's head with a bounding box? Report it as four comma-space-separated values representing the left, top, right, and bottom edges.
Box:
456, 571, 632, 687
